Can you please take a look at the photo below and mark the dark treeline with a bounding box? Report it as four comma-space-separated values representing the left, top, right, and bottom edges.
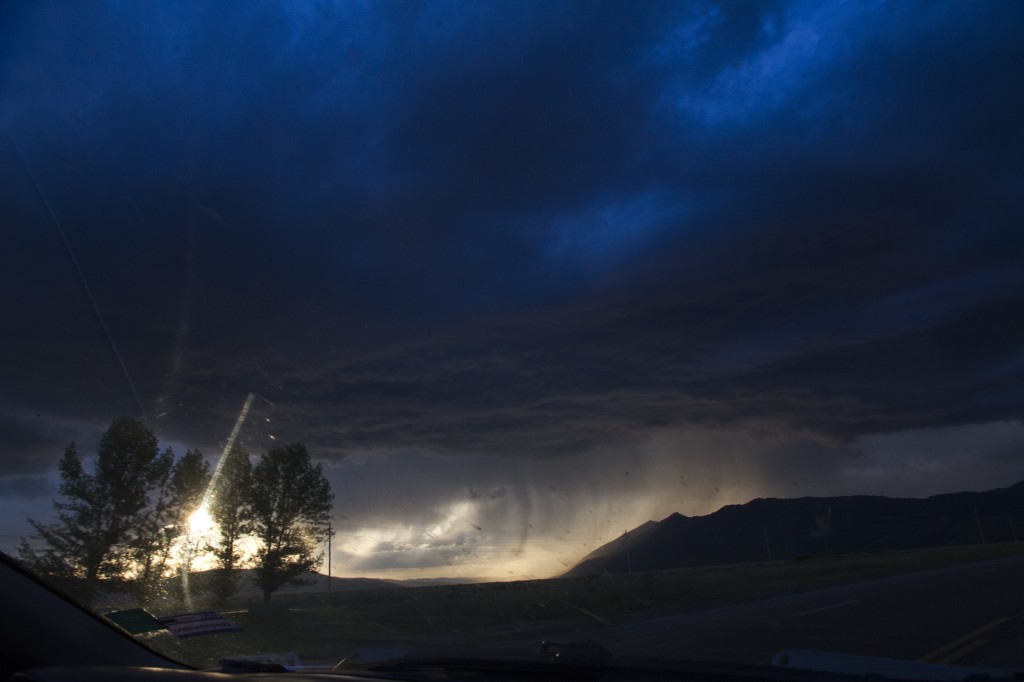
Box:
19, 417, 334, 607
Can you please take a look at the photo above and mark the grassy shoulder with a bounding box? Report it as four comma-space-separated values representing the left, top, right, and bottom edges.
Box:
147, 542, 1024, 667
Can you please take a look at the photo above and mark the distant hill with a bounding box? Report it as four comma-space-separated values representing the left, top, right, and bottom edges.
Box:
184, 569, 400, 599
564, 481, 1024, 577
388, 576, 489, 587
182, 569, 486, 598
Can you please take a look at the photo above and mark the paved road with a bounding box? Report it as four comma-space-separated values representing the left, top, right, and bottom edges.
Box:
537, 554, 1024, 666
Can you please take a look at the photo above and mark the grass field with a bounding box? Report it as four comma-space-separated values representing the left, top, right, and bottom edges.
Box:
146, 542, 1024, 668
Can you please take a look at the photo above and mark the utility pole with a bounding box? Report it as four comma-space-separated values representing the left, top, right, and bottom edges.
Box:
624, 529, 632, 575
326, 520, 336, 594
763, 524, 772, 562
974, 508, 986, 545
1010, 514, 1018, 543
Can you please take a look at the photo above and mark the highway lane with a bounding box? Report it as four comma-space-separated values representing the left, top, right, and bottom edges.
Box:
564, 554, 1024, 666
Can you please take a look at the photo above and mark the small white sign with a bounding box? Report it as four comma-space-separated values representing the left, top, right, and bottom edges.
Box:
158, 611, 241, 638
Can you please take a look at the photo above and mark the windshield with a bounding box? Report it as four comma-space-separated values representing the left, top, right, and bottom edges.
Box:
2, 0, 1023, 674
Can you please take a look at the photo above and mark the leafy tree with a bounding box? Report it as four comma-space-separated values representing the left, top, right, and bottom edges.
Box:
249, 443, 333, 602
19, 417, 169, 601
130, 446, 175, 600
130, 448, 210, 604
207, 445, 253, 602
169, 449, 213, 570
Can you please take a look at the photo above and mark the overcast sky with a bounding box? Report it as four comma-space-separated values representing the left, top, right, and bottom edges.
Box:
1, 1, 1023, 580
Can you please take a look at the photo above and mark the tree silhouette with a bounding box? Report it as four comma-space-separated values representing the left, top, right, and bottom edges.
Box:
131, 448, 211, 603
170, 450, 213, 570
249, 443, 333, 602
21, 420, 335, 608
131, 446, 175, 601
19, 418, 170, 602
207, 445, 253, 602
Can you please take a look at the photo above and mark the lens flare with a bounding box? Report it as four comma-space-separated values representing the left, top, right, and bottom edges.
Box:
188, 504, 216, 536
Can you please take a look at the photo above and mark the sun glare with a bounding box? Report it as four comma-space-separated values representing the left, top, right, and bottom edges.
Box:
188, 504, 216, 536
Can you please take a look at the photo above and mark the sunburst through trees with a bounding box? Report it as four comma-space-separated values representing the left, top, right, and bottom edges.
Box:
18, 417, 334, 607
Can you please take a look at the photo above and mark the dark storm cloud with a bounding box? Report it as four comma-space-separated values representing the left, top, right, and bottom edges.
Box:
0, 476, 53, 500
0, 414, 84, 476
0, 416, 52, 473
1, 0, 1022, 471
234, 287, 1023, 462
